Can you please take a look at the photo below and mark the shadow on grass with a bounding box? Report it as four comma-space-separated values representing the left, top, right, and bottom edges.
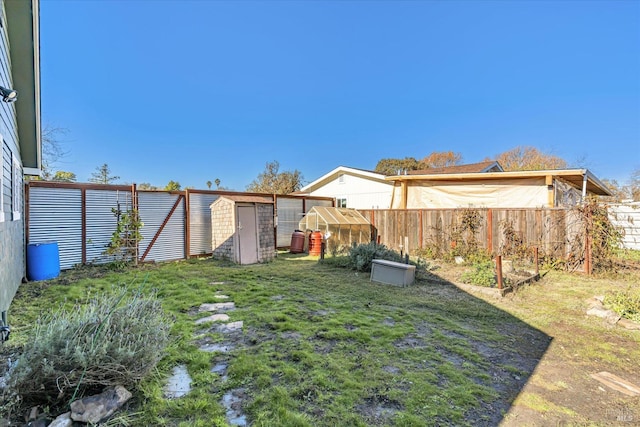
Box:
226, 254, 552, 426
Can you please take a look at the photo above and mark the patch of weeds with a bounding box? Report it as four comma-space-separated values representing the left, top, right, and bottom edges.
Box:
461, 261, 497, 287
604, 287, 640, 322
514, 392, 577, 416
348, 241, 404, 272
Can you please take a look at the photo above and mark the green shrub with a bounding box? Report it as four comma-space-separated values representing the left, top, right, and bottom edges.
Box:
3, 287, 172, 414
348, 242, 404, 272
461, 261, 497, 287
605, 288, 640, 323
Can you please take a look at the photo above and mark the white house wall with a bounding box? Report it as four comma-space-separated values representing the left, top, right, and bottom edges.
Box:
393, 177, 549, 209
307, 173, 393, 209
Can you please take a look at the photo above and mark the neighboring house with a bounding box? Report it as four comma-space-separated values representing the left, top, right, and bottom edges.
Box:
297, 166, 393, 209
0, 0, 41, 337
388, 169, 612, 209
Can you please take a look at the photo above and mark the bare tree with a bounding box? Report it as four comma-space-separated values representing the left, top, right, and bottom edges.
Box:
421, 151, 463, 168
89, 163, 120, 184
493, 146, 567, 171
41, 125, 70, 180
246, 161, 303, 194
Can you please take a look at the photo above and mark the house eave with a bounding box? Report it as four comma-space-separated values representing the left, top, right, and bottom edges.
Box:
5, 0, 41, 171
300, 166, 389, 193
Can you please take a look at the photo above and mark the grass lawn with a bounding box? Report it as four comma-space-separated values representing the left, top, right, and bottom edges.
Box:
2, 252, 639, 426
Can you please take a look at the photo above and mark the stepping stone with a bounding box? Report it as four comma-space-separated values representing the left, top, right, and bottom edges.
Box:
223, 389, 247, 426
214, 295, 230, 300
199, 302, 235, 312
217, 321, 243, 333
195, 314, 230, 325
211, 362, 228, 374
210, 281, 228, 285
164, 365, 192, 399
200, 343, 233, 353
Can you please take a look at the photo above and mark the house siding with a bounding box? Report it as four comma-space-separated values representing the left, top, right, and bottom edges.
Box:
307, 173, 393, 209
0, 0, 24, 314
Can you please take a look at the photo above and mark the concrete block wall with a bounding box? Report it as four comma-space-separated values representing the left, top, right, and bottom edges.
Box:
211, 199, 235, 261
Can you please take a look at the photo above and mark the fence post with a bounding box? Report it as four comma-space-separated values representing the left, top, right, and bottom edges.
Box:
534, 247, 539, 276
496, 255, 503, 290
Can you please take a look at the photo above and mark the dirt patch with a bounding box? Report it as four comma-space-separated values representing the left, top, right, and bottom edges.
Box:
431, 262, 640, 426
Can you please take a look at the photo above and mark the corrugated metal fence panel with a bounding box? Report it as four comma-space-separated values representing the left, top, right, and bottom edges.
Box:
85, 190, 132, 265
276, 198, 303, 247
138, 192, 185, 262
28, 187, 82, 269
189, 192, 220, 256
609, 203, 640, 250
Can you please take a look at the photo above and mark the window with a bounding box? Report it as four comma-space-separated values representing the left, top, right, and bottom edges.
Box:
338, 174, 345, 184
337, 198, 347, 208
12, 153, 21, 220
1, 139, 11, 222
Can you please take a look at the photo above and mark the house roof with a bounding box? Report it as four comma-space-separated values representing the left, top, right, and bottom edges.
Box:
299, 166, 390, 194
407, 161, 503, 175
387, 168, 613, 196
5, 0, 41, 174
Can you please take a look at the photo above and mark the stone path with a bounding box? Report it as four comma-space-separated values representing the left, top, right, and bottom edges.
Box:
164, 291, 248, 426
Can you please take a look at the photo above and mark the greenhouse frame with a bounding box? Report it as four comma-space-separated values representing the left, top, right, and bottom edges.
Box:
298, 207, 372, 253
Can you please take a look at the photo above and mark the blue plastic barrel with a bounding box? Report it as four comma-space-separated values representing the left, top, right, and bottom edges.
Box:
27, 241, 60, 281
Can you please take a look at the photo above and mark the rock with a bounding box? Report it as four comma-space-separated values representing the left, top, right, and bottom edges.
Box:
586, 306, 621, 324
70, 386, 132, 424
586, 297, 603, 308
48, 412, 72, 427
195, 314, 230, 325
617, 318, 640, 330
217, 321, 243, 333
214, 294, 230, 300
454, 256, 465, 265
199, 302, 236, 312
164, 365, 192, 399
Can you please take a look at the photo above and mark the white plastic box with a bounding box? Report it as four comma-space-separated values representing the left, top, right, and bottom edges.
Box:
370, 259, 416, 287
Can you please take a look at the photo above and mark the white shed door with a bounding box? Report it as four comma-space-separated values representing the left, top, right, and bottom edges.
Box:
237, 205, 258, 264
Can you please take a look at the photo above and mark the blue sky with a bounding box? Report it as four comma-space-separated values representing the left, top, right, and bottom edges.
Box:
41, 0, 639, 190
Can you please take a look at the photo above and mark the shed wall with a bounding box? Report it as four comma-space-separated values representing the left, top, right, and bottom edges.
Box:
211, 198, 235, 261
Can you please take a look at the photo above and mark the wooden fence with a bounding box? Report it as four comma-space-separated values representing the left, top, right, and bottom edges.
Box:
359, 208, 585, 263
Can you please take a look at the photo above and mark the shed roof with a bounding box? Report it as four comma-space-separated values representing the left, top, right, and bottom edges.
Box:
216, 195, 274, 204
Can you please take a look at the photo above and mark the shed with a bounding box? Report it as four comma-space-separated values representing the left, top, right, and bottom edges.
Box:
298, 207, 372, 252
210, 195, 275, 264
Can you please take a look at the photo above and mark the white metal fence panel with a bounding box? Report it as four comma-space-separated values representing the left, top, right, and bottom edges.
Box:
138, 192, 185, 262
276, 198, 303, 247
85, 190, 132, 265
28, 187, 82, 269
189, 192, 220, 256
609, 202, 640, 250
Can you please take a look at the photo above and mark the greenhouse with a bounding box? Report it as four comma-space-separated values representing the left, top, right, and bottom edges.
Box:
298, 206, 372, 253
